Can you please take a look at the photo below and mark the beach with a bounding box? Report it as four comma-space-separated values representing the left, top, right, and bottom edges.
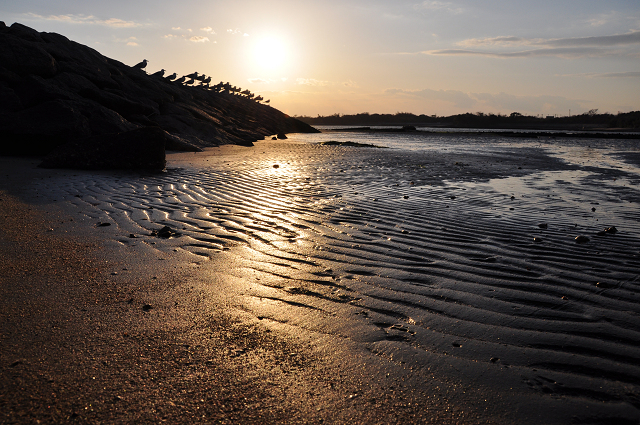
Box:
2, 133, 640, 423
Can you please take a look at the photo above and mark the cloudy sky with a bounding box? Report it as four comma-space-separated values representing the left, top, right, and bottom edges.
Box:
2, 0, 640, 116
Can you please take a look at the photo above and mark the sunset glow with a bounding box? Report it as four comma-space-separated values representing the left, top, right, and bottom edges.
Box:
5, 1, 640, 117
252, 36, 288, 72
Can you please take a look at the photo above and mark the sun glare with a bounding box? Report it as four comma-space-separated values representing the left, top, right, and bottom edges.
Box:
253, 36, 288, 71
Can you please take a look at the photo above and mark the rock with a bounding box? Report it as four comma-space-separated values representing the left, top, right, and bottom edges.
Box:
604, 226, 618, 234
273, 164, 280, 168
142, 304, 153, 311
40, 127, 167, 170
575, 235, 590, 244
277, 133, 288, 139
151, 225, 180, 238
538, 223, 548, 229
0, 22, 319, 169
0, 30, 58, 77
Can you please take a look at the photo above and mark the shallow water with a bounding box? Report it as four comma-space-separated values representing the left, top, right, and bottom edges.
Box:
33, 131, 640, 421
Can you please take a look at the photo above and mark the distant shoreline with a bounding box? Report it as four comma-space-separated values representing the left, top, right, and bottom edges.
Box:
297, 111, 640, 133
318, 126, 640, 139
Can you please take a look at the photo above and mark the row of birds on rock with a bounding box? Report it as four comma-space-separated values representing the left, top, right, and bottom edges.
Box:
133, 59, 269, 103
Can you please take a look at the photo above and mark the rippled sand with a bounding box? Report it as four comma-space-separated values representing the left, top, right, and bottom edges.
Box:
13, 136, 640, 423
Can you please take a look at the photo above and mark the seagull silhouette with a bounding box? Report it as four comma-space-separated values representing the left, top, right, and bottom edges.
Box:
164, 72, 177, 81
133, 59, 148, 69
151, 69, 165, 77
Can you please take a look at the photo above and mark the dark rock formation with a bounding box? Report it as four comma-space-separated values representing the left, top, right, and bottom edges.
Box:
0, 22, 318, 170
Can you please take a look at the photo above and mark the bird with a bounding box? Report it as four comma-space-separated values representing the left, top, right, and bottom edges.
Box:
185, 78, 195, 85
255, 95, 263, 102
133, 59, 148, 69
185, 72, 199, 80
164, 72, 177, 81
174, 75, 186, 84
195, 73, 206, 82
265, 99, 270, 104
202, 76, 211, 84
151, 69, 165, 77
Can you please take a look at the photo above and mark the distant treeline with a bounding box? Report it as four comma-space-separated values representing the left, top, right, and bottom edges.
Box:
296, 110, 640, 130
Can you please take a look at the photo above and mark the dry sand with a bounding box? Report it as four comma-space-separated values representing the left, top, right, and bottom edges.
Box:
2, 137, 640, 424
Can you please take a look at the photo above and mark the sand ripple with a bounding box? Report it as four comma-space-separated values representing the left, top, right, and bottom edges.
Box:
39, 140, 640, 413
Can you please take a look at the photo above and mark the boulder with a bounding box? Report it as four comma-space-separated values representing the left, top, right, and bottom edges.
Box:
0, 21, 320, 169
39, 127, 168, 170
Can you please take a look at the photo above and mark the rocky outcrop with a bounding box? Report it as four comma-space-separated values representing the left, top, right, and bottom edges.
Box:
0, 22, 318, 170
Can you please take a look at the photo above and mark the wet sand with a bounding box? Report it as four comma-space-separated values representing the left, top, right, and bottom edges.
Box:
2, 137, 640, 423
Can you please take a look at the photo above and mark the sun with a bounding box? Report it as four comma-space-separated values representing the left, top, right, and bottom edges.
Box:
252, 36, 288, 71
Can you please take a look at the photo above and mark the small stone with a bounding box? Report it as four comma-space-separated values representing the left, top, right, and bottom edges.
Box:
403, 195, 409, 199
538, 223, 548, 229
591, 207, 596, 212
490, 357, 499, 363
273, 164, 280, 168
533, 237, 543, 243
575, 235, 590, 244
604, 226, 618, 234
142, 304, 153, 311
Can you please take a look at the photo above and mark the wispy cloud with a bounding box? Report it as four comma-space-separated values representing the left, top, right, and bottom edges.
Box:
427, 47, 612, 59
385, 88, 475, 108
385, 88, 584, 114
425, 30, 640, 59
459, 31, 640, 48
227, 29, 249, 36
189, 36, 209, 43
296, 78, 329, 86
25, 12, 142, 28
415, 1, 464, 14
200, 26, 215, 34
560, 71, 640, 79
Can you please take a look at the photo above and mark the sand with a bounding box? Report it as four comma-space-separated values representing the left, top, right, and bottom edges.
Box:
2, 137, 640, 424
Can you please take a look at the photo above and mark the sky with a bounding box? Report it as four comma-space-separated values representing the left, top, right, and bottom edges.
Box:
2, 0, 640, 117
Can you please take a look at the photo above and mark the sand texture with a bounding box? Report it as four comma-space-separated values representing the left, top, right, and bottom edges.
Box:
2, 135, 640, 423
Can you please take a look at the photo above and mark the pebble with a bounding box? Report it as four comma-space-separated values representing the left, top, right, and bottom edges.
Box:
575, 235, 590, 244
538, 223, 548, 229
273, 164, 280, 168
142, 304, 153, 311
533, 237, 543, 243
